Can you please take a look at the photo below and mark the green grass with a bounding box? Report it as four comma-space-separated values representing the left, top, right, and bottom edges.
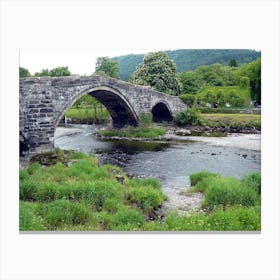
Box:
99, 126, 166, 138
203, 177, 259, 209
19, 150, 261, 231
65, 108, 110, 123
19, 202, 47, 231
199, 107, 260, 114
19, 151, 166, 231
201, 113, 261, 129
241, 172, 261, 195
145, 206, 260, 231
189, 171, 220, 192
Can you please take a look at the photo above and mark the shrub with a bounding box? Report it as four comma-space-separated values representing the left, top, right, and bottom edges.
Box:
204, 177, 258, 209
26, 162, 41, 175
103, 198, 124, 213
128, 177, 161, 190
140, 112, 152, 127
189, 171, 220, 193
190, 171, 219, 186
175, 108, 204, 126
82, 180, 124, 211
179, 94, 196, 108
164, 211, 207, 231
127, 177, 165, 213
142, 220, 167, 231
37, 200, 92, 229
128, 186, 164, 213
241, 173, 261, 195
19, 202, 46, 231
29, 162, 67, 183
19, 169, 29, 181
20, 179, 38, 201
239, 76, 250, 89
67, 159, 97, 177
110, 208, 144, 230
68, 151, 87, 160
163, 206, 261, 231
35, 182, 59, 202
207, 206, 261, 231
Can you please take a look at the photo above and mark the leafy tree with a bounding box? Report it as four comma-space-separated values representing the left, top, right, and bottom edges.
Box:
94, 57, 119, 79
239, 76, 250, 89
195, 64, 235, 87
234, 58, 261, 104
49, 66, 71, 77
178, 71, 202, 94
113, 49, 260, 81
130, 51, 182, 95
216, 90, 226, 107
179, 94, 196, 108
19, 67, 31, 78
34, 69, 50, 77
229, 59, 237, 67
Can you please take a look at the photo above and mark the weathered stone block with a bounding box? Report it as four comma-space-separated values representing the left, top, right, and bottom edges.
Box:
40, 108, 53, 113
20, 75, 187, 154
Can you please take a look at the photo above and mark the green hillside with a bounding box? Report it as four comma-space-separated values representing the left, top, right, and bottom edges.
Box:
112, 49, 260, 81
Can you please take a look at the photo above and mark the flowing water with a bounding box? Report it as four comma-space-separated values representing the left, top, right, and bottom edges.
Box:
54, 124, 261, 213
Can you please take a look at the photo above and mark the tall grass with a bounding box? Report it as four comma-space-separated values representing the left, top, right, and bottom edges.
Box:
19, 151, 165, 230
203, 177, 258, 209
189, 171, 220, 192
19, 150, 261, 231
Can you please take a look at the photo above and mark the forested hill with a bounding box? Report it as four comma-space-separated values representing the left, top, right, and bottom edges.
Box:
112, 49, 261, 81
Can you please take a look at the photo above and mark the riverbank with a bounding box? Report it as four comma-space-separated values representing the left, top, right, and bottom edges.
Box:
19, 151, 261, 231
52, 125, 261, 215
55, 126, 261, 151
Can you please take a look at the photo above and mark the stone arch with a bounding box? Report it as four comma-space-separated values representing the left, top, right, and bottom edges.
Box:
151, 101, 173, 122
56, 86, 138, 128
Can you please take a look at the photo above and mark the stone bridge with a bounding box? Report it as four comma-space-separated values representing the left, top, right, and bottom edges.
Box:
20, 75, 186, 155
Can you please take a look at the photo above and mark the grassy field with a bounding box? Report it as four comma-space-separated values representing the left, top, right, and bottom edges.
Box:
65, 108, 110, 123
19, 151, 261, 231
201, 113, 261, 129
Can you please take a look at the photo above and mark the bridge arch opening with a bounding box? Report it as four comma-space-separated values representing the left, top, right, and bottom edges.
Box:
56, 86, 138, 129
152, 102, 173, 122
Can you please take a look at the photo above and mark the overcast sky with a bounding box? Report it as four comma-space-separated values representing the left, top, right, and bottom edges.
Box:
19, 49, 160, 76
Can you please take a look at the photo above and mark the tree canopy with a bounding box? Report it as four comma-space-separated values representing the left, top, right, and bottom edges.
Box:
130, 51, 181, 95
94, 57, 119, 79
34, 69, 50, 77
233, 58, 261, 104
49, 66, 71, 77
178, 63, 235, 94
229, 59, 237, 67
113, 49, 260, 81
19, 67, 31, 78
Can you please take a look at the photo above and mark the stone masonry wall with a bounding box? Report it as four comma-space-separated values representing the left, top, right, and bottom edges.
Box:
19, 75, 186, 154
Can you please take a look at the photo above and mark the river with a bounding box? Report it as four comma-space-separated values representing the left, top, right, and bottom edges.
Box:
54, 124, 261, 213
